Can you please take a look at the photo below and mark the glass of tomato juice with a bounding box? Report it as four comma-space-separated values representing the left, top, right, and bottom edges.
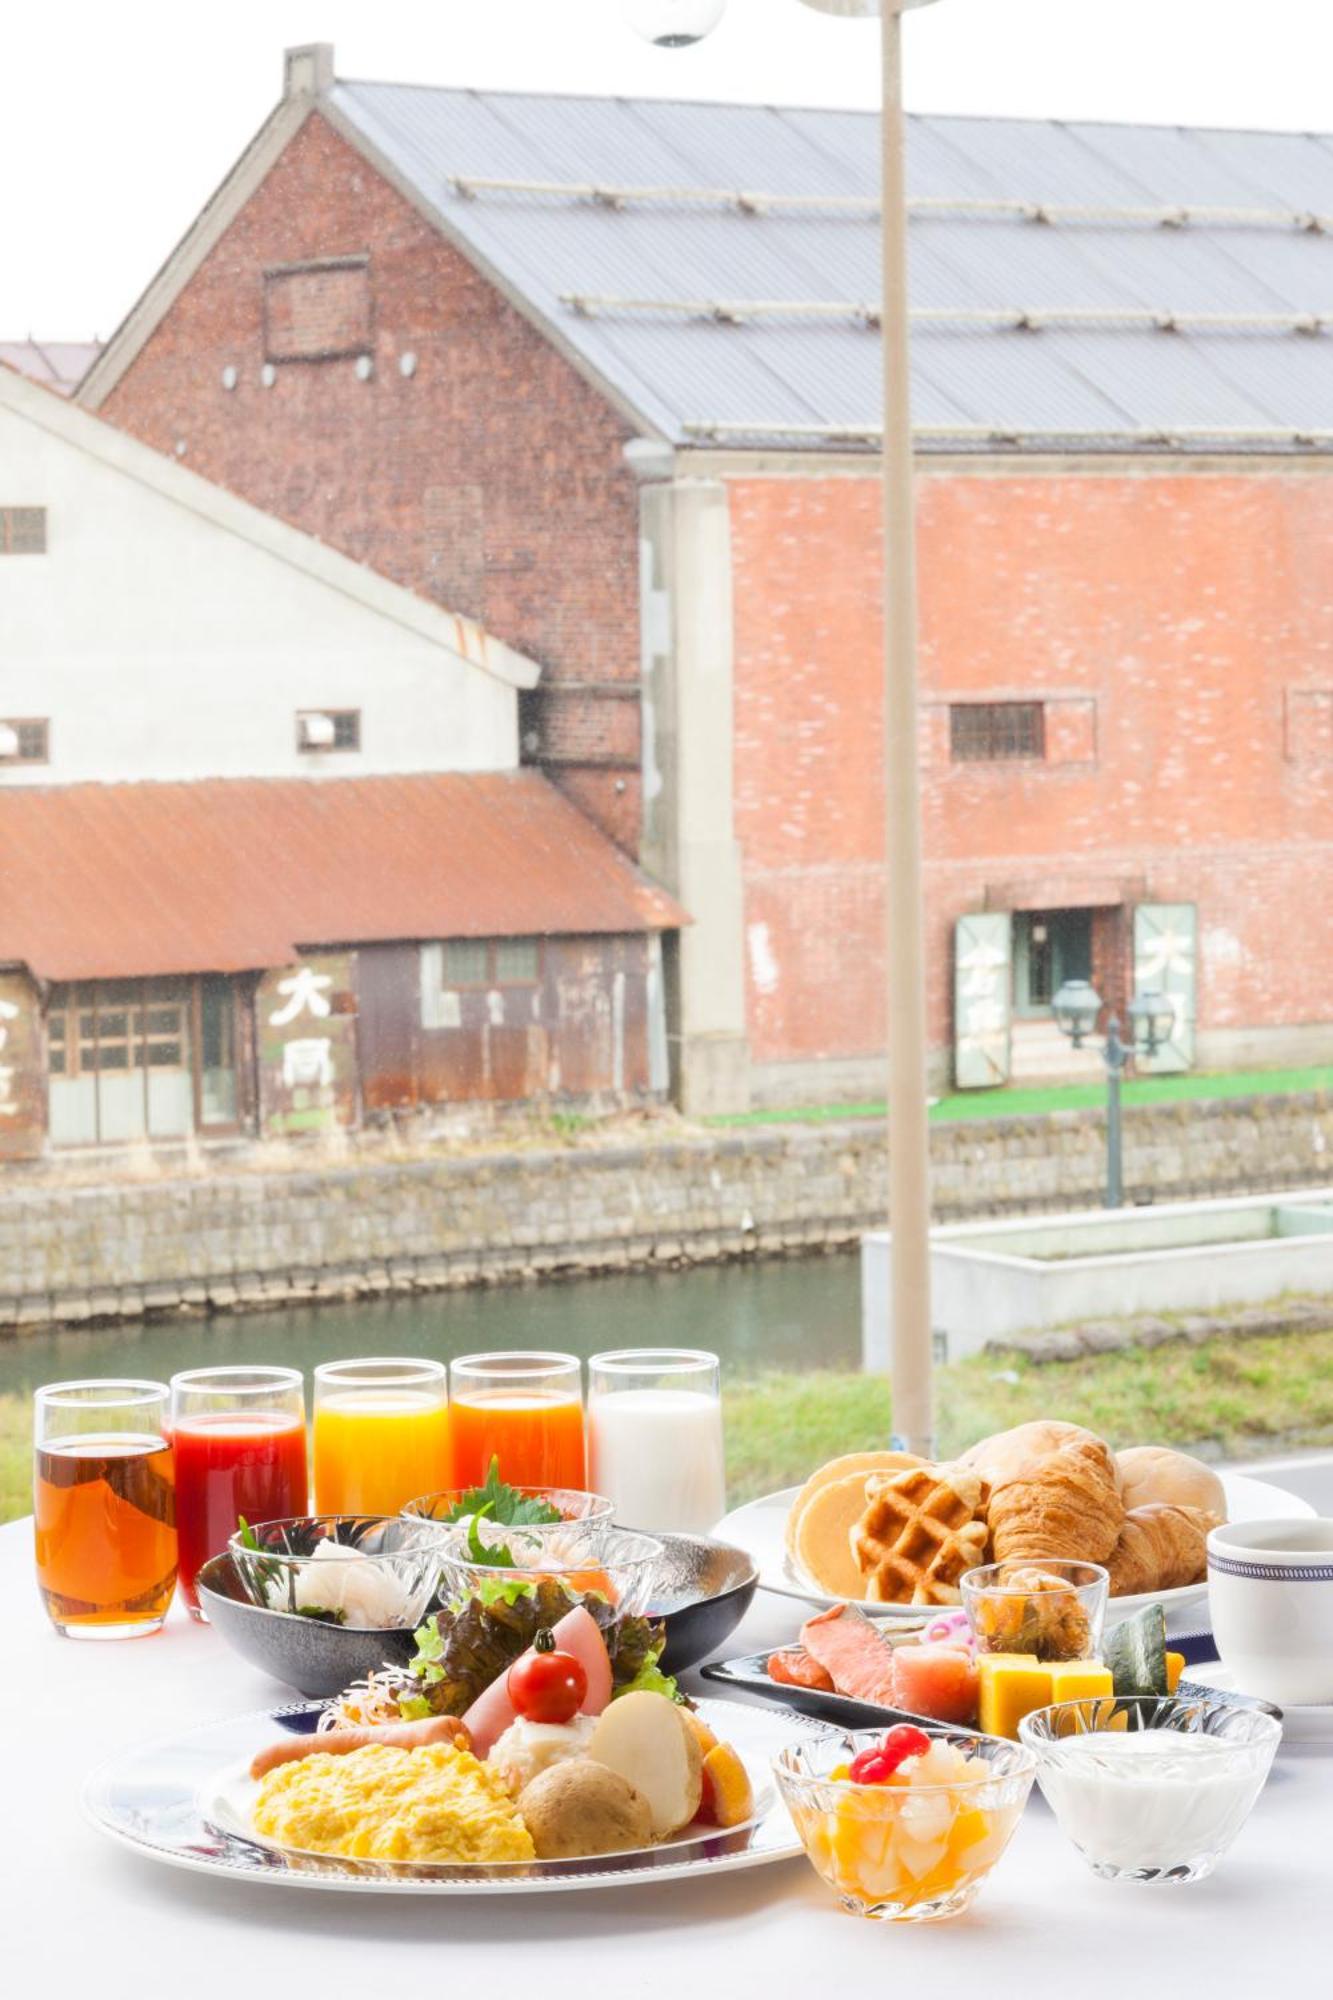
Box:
449, 1351, 586, 1489
170, 1366, 307, 1620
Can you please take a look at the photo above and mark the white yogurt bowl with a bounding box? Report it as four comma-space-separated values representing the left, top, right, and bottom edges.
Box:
1207, 1517, 1333, 1706
1020, 1696, 1280, 1885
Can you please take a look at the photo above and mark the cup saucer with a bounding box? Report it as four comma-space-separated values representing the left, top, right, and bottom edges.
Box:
1186, 1662, 1333, 1745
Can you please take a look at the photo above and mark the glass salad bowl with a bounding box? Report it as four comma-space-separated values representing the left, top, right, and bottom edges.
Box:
774, 1728, 1035, 1923
1019, 1695, 1281, 1884
435, 1524, 664, 1628
402, 1485, 615, 1560
227, 1514, 447, 1630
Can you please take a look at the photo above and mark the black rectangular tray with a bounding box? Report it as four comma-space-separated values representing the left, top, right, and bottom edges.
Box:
701, 1647, 1282, 1730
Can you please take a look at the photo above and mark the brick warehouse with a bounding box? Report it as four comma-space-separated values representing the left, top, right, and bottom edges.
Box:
76, 46, 1333, 1111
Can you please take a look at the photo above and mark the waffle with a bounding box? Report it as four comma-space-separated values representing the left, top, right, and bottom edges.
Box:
851, 1463, 988, 1606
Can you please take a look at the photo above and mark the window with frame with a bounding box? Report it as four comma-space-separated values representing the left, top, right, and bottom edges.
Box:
440, 937, 541, 988
46, 976, 240, 1145
950, 701, 1046, 763
0, 507, 46, 554
0, 718, 49, 763
296, 708, 361, 753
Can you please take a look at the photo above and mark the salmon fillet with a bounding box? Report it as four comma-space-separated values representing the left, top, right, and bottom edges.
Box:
768, 1648, 835, 1692
799, 1602, 899, 1707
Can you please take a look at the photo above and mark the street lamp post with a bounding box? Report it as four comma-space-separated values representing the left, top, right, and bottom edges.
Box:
798, 0, 940, 1457
1051, 981, 1176, 1208
625, 0, 941, 1455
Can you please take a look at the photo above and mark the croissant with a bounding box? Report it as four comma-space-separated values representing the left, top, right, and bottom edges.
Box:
985, 1434, 1124, 1565
1105, 1502, 1211, 1597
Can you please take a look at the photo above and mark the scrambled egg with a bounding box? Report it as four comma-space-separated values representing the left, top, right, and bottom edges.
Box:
253, 1743, 536, 1864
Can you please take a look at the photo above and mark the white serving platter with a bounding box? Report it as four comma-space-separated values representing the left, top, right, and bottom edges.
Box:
84, 1696, 816, 1896
714, 1470, 1316, 1626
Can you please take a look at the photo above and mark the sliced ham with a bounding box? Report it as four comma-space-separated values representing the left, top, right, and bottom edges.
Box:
891, 1643, 979, 1727
768, 1648, 835, 1692
462, 1605, 613, 1759
799, 1602, 899, 1709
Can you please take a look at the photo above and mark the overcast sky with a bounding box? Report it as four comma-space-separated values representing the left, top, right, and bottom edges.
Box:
4, 0, 1331, 337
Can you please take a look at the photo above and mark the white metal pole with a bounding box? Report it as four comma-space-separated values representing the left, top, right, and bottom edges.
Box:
879, 1, 935, 1456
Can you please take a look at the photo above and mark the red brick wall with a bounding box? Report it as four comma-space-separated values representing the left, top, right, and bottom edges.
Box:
732, 468, 1333, 1067
99, 113, 642, 851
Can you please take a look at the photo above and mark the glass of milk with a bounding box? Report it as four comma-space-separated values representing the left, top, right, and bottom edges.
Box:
587, 1350, 726, 1533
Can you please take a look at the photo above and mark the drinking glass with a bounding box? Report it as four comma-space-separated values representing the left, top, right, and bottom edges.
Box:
170, 1365, 307, 1620
34, 1379, 177, 1639
449, 1351, 585, 1488
962, 1559, 1108, 1663
587, 1349, 725, 1532
313, 1358, 450, 1515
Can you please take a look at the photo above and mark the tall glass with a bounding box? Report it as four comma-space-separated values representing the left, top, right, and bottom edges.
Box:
449, 1352, 586, 1489
170, 1366, 307, 1620
34, 1379, 177, 1639
313, 1358, 450, 1515
588, 1349, 725, 1532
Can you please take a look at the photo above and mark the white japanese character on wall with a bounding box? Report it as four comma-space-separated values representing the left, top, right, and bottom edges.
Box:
269, 968, 333, 1027
281, 1038, 334, 1089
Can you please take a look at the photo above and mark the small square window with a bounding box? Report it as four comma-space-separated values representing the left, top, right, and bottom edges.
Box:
0, 718, 49, 763
441, 939, 489, 987
296, 709, 360, 753
494, 938, 540, 984
950, 702, 1045, 763
0, 507, 46, 554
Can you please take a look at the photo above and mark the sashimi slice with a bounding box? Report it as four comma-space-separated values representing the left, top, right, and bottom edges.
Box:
462, 1605, 613, 1758
800, 1602, 898, 1708
891, 1644, 980, 1727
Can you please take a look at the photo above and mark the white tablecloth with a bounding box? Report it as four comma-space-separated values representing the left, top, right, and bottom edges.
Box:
5, 1514, 1329, 1997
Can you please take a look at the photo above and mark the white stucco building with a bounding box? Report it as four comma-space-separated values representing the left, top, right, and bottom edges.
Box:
0, 359, 533, 784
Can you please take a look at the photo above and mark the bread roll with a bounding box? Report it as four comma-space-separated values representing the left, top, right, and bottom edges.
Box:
1115, 1446, 1225, 1525
962, 1421, 1123, 1495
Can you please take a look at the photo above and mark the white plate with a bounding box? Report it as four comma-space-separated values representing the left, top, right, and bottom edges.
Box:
84, 1696, 818, 1896
1186, 1662, 1333, 1744
715, 1470, 1316, 1625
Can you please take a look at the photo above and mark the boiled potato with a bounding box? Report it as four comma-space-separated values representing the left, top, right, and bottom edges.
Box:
586, 1692, 703, 1839
518, 1759, 653, 1859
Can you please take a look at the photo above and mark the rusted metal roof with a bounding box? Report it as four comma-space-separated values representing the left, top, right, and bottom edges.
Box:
0, 773, 685, 982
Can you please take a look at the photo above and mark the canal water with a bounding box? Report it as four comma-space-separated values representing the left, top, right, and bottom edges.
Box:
0, 1253, 861, 1400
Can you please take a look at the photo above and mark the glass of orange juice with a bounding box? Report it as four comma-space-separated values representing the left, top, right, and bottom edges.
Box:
449, 1351, 585, 1489
313, 1358, 450, 1515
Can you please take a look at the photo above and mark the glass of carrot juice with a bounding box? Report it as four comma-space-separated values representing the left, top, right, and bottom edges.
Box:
449, 1351, 586, 1489
313, 1358, 450, 1515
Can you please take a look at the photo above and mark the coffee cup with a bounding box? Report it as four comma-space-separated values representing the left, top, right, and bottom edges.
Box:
1207, 1518, 1333, 1707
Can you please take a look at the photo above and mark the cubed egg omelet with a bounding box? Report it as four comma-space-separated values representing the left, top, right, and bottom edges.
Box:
252, 1742, 536, 1864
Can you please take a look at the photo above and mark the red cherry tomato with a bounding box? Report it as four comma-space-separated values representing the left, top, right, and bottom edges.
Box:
880, 1724, 932, 1770
507, 1643, 588, 1725
847, 1748, 896, 1785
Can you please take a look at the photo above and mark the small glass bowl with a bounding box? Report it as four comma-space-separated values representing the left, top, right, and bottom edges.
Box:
1019, 1696, 1281, 1884
228, 1515, 446, 1630
402, 1486, 615, 1545
435, 1524, 663, 1628
774, 1729, 1035, 1923
962, 1559, 1109, 1662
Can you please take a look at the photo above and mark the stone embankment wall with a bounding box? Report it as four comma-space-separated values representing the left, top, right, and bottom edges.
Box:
2, 1091, 1329, 1331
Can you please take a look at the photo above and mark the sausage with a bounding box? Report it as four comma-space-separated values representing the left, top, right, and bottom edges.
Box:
249, 1713, 471, 1782
767, 1649, 835, 1692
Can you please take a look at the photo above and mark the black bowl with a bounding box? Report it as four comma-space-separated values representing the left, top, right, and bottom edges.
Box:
645, 1534, 759, 1675
196, 1552, 420, 1700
